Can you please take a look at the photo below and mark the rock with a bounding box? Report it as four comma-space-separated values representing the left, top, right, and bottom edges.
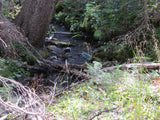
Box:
47, 45, 57, 51
50, 56, 57, 60
47, 45, 63, 54
47, 45, 72, 59
63, 47, 71, 53
52, 38, 58, 41
51, 41, 74, 47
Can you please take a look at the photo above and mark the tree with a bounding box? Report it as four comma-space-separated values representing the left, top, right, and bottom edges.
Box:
0, 0, 58, 59
14, 0, 59, 48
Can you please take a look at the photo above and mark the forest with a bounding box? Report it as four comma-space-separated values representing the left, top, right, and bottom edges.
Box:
0, 0, 160, 119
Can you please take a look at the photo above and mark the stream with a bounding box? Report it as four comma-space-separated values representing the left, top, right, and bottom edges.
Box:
0, 24, 94, 119
20, 23, 93, 91
31, 23, 93, 91
47, 23, 92, 65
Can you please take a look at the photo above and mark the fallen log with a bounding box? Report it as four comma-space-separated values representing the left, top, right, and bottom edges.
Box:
27, 62, 160, 82
19, 58, 88, 80
40, 59, 89, 79
102, 63, 160, 72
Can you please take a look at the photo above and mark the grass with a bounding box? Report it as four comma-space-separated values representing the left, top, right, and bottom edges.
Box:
48, 62, 160, 120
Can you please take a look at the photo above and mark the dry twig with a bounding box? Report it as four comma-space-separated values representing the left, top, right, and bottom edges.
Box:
89, 107, 117, 120
0, 76, 45, 119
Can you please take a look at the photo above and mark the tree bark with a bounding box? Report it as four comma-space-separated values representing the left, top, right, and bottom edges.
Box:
0, 8, 42, 61
0, 1, 2, 10
14, 0, 59, 48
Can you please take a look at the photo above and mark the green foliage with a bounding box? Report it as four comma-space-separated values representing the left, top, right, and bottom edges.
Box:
0, 87, 9, 99
13, 42, 28, 58
92, 41, 133, 62
2, 0, 22, 19
55, 0, 160, 62
47, 25, 56, 35
12, 42, 37, 64
0, 58, 30, 79
55, 0, 87, 31
72, 32, 83, 38
49, 62, 160, 119
55, 0, 143, 40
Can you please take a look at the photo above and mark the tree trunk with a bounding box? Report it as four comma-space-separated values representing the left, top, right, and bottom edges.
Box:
14, 0, 58, 48
0, 6, 42, 61
0, 1, 1, 10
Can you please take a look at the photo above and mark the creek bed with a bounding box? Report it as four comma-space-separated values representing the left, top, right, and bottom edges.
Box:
47, 23, 92, 65
21, 24, 93, 92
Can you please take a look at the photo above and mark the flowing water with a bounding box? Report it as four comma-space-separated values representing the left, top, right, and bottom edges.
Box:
29, 23, 93, 89
47, 23, 92, 65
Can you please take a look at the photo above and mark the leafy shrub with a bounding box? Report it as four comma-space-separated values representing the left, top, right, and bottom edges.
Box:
0, 58, 30, 79
92, 41, 133, 62
55, 0, 160, 62
55, 0, 143, 41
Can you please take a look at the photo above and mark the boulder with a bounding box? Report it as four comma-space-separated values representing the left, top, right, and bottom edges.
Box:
47, 45, 63, 54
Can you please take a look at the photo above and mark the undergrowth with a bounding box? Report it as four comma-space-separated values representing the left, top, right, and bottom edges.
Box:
48, 62, 160, 120
0, 58, 30, 79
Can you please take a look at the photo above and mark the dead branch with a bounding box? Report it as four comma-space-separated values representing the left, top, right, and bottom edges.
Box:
102, 63, 160, 72
0, 37, 7, 48
39, 59, 89, 79
0, 76, 45, 119
89, 107, 117, 120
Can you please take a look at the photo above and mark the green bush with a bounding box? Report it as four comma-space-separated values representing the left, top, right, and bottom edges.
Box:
0, 58, 30, 79
55, 0, 143, 41
54, 0, 160, 62
92, 41, 133, 62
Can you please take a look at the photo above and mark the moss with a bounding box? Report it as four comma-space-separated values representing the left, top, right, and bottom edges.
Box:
13, 42, 28, 59
47, 45, 57, 51
52, 38, 58, 41
12, 42, 50, 64
39, 49, 50, 59
54, 41, 68, 45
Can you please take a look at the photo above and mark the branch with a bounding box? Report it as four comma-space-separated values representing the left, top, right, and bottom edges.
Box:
0, 76, 45, 119
102, 63, 160, 72
89, 107, 117, 120
0, 37, 7, 48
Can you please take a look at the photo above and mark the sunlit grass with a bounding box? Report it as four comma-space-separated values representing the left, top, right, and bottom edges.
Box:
48, 62, 160, 119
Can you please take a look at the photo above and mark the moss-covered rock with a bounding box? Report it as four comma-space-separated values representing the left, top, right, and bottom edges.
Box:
39, 49, 49, 59
52, 38, 58, 41
52, 41, 72, 47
